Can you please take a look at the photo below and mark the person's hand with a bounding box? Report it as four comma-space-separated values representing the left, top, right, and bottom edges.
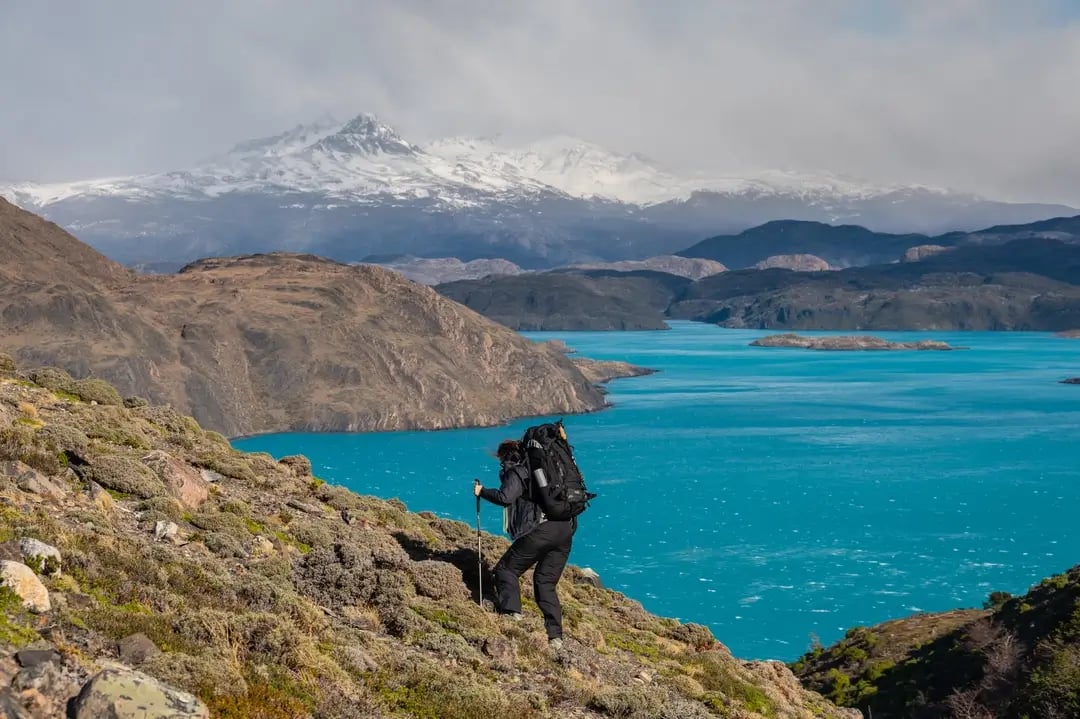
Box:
473, 482, 483, 497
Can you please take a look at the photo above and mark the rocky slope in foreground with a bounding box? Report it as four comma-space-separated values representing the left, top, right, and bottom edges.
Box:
0, 198, 605, 437
792, 567, 1080, 719
0, 358, 854, 718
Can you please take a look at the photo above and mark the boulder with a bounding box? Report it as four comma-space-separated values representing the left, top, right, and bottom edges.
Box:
153, 521, 179, 543
0, 352, 15, 375
141, 451, 210, 508
2, 462, 63, 501
18, 538, 61, 576
0, 561, 50, 613
574, 567, 603, 589
117, 633, 161, 666
71, 668, 209, 719
14, 648, 60, 668
286, 498, 322, 515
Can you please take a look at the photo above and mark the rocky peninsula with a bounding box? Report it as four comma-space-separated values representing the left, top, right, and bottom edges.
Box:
570, 357, 657, 384
750, 334, 956, 351
1059, 329, 1080, 338
0, 354, 854, 718
1062, 377, 1080, 384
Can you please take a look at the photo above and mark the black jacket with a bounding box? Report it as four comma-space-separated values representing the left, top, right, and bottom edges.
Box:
480, 463, 545, 540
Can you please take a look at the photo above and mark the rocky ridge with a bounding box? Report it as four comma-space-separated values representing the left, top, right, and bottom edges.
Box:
561, 256, 729, 281
437, 271, 688, 331
0, 354, 855, 718
0, 199, 607, 437
750, 334, 956, 351
365, 257, 525, 285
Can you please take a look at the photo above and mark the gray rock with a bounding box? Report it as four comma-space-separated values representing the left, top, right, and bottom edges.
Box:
18, 538, 62, 576
71, 668, 209, 719
14, 648, 60, 668
0, 689, 29, 719
286, 498, 322, 515
117, 633, 161, 665
0, 560, 50, 613
575, 567, 603, 589
199, 469, 224, 484
2, 462, 64, 500
154, 521, 179, 543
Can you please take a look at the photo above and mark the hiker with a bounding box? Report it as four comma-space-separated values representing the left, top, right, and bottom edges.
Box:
473, 436, 578, 650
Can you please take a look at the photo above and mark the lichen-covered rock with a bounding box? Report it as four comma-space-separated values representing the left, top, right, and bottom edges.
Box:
0, 561, 50, 613
574, 567, 603, 589
78, 456, 165, 499
71, 668, 209, 719
153, 521, 178, 543
17, 539, 61, 577
141, 451, 209, 508
0, 353, 15, 376
3, 462, 64, 500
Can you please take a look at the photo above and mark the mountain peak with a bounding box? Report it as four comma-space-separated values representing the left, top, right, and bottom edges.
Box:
315, 113, 416, 156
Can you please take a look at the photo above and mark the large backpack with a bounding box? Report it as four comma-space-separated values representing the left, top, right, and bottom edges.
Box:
521, 420, 595, 521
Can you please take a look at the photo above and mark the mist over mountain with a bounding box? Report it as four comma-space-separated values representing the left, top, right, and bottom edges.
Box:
3, 114, 1075, 269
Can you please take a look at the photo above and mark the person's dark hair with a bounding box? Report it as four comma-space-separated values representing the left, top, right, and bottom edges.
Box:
496, 439, 523, 463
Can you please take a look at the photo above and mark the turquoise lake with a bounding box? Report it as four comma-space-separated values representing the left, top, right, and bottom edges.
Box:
234, 322, 1080, 661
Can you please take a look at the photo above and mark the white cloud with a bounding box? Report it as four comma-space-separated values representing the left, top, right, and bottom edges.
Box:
2, 0, 1078, 204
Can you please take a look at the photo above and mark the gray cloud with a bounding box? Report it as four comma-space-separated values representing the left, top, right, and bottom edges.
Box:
3, 0, 1079, 204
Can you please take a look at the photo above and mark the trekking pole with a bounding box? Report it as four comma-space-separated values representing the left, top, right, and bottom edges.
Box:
474, 478, 483, 608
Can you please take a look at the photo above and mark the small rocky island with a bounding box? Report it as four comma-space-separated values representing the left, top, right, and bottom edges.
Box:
1062, 377, 1080, 385
751, 333, 956, 351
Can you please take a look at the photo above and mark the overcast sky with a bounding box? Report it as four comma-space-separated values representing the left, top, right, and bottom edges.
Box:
3, 0, 1079, 203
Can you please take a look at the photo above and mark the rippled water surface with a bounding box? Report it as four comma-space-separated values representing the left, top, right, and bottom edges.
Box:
235, 322, 1080, 660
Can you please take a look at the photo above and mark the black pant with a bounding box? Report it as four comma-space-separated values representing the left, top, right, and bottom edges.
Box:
493, 519, 575, 639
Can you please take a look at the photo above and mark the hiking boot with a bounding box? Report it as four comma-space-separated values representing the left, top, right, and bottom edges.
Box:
548, 637, 564, 651
501, 611, 522, 622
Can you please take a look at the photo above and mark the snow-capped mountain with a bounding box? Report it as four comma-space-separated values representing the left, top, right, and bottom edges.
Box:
3, 113, 1076, 268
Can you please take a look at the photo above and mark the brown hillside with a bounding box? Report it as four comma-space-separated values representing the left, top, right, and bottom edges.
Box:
0, 199, 606, 436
